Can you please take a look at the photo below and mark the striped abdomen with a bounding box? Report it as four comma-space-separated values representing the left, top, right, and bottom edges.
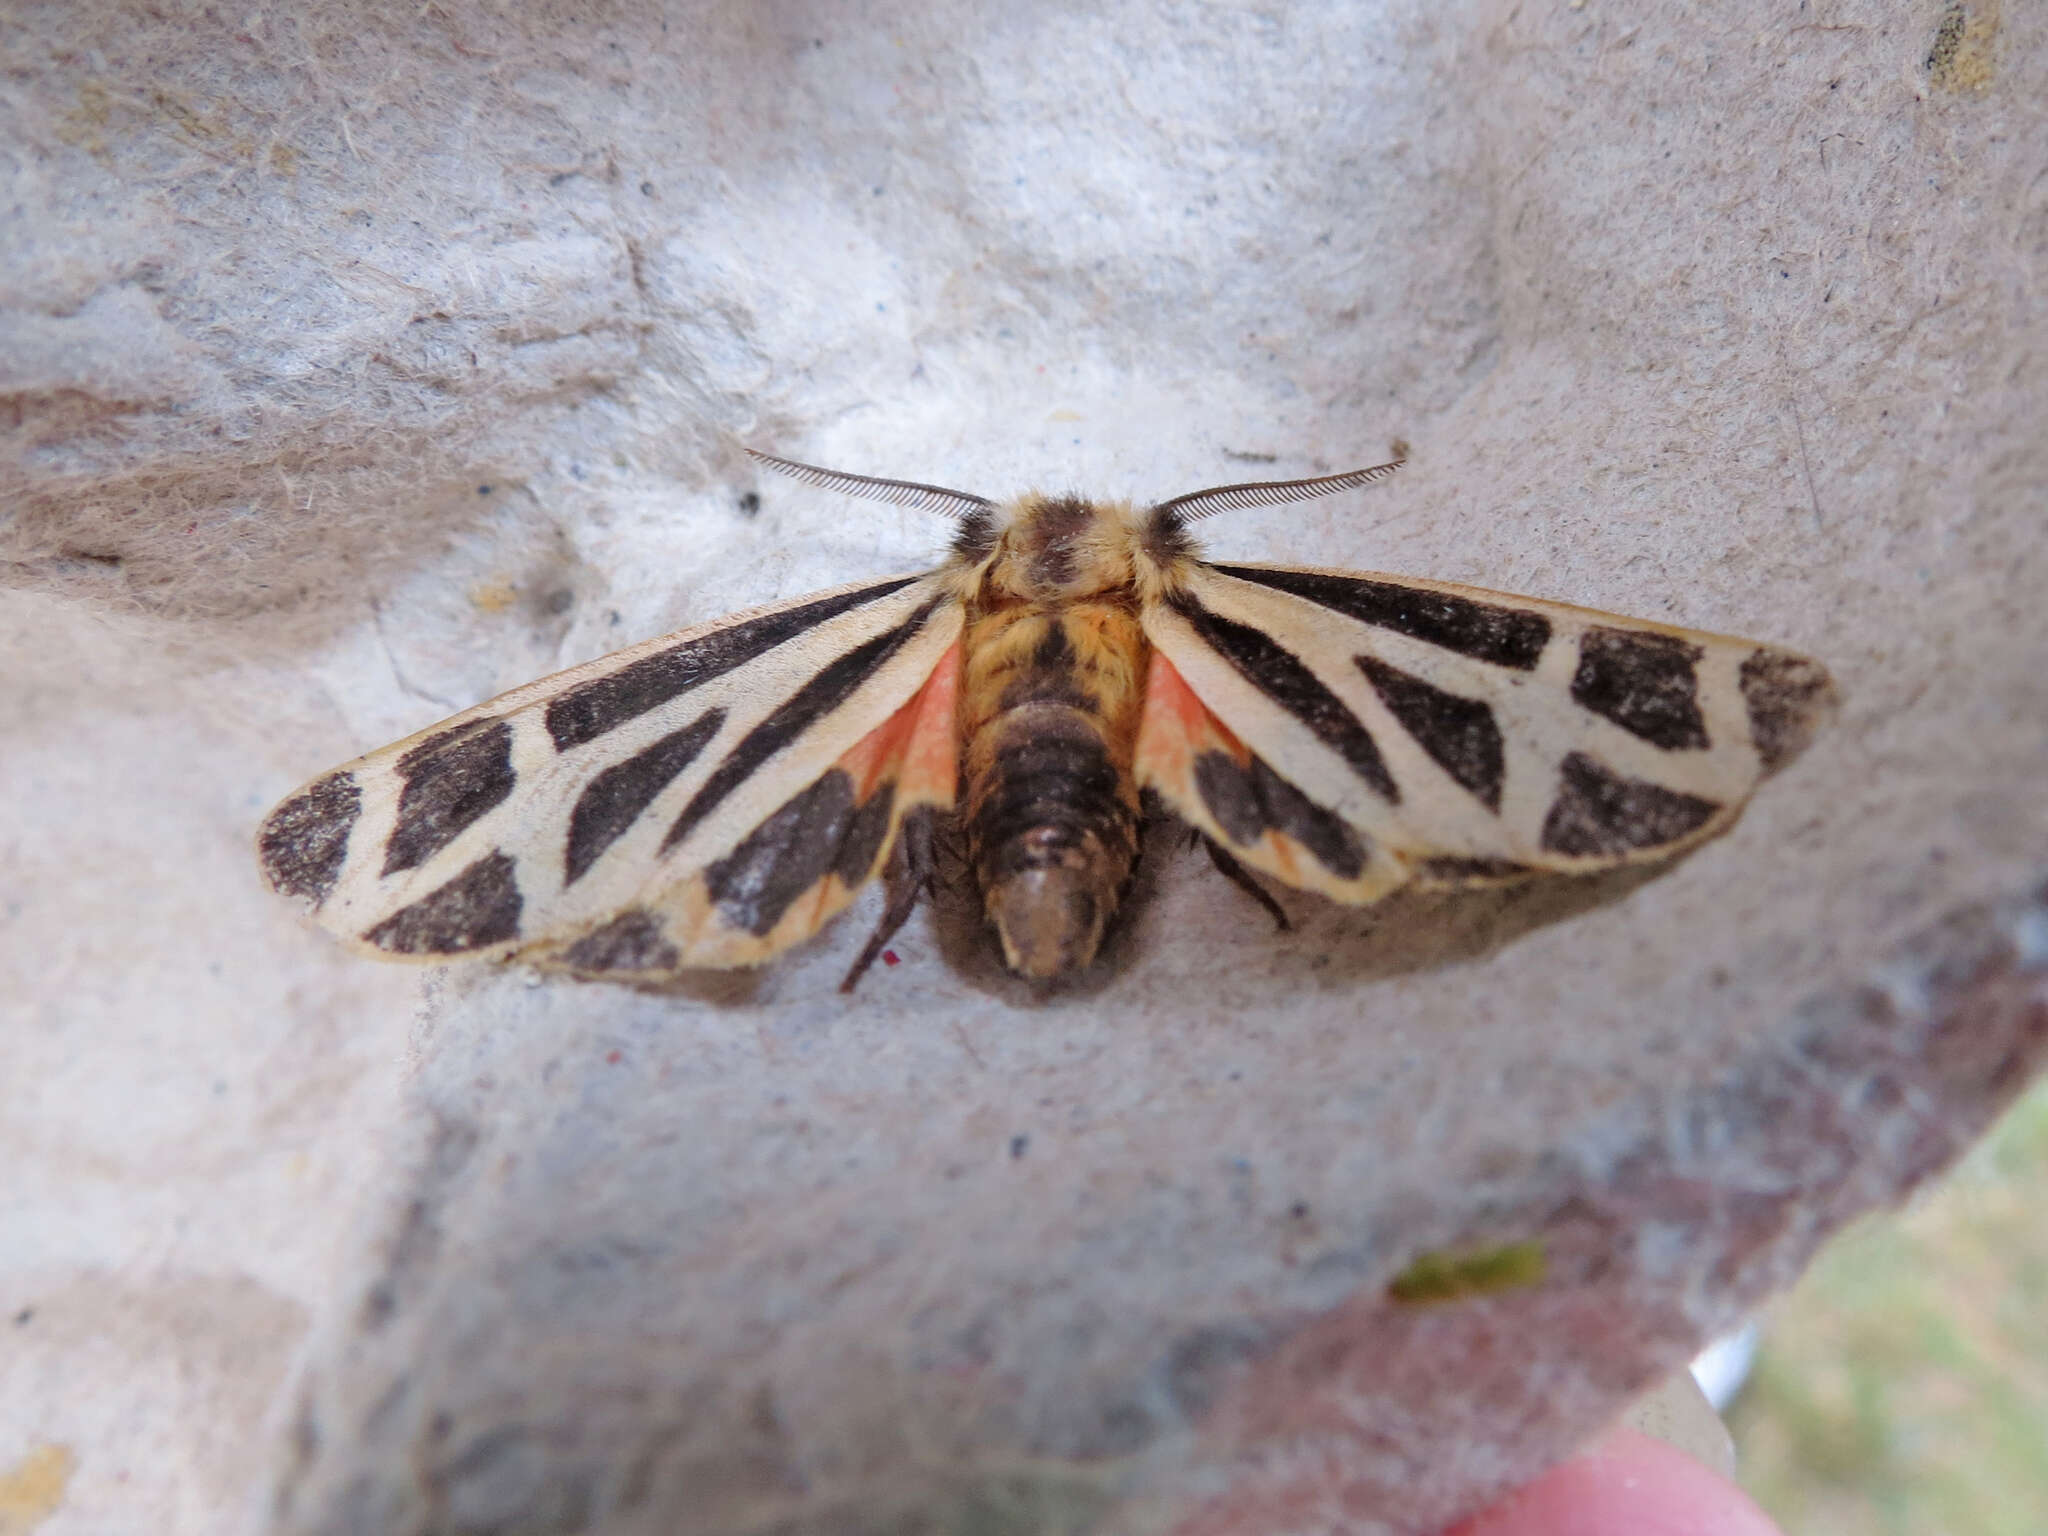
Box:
958, 603, 1146, 978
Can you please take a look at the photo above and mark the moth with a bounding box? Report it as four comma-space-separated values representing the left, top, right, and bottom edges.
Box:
258, 449, 1837, 991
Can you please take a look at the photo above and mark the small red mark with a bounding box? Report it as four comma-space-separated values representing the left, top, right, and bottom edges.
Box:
184, 522, 197, 534
605, 1049, 622, 1064
882, 950, 900, 968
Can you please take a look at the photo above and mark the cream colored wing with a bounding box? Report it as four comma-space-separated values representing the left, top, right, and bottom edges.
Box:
260, 574, 963, 976
1136, 561, 1836, 904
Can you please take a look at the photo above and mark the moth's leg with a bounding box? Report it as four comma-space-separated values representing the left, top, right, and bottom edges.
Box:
1202, 835, 1291, 932
841, 808, 938, 992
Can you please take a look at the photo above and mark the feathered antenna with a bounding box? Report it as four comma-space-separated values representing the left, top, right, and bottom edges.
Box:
746, 448, 996, 523
1149, 459, 1405, 524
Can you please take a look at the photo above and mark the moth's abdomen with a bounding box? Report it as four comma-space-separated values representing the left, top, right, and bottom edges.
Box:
959, 603, 1147, 978
973, 710, 1133, 978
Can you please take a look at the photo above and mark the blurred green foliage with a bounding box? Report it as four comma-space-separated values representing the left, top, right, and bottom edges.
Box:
1731, 1074, 2048, 1535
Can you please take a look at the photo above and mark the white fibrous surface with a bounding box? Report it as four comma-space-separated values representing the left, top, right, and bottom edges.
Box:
3, 3, 2044, 1533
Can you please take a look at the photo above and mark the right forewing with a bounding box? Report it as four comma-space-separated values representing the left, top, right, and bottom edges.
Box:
1136, 561, 1836, 905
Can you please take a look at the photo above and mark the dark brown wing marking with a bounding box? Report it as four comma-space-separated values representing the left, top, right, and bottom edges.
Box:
1211, 565, 1551, 671
1414, 855, 1532, 882
382, 721, 517, 876
543, 577, 922, 751
1353, 654, 1506, 811
1192, 750, 1368, 879
1538, 752, 1720, 856
1570, 628, 1709, 751
1134, 649, 1403, 904
1739, 648, 1838, 772
559, 910, 681, 974
259, 771, 360, 904
702, 769, 894, 937
663, 596, 949, 853
835, 782, 898, 885
563, 709, 726, 885
1167, 590, 1399, 804
363, 850, 523, 953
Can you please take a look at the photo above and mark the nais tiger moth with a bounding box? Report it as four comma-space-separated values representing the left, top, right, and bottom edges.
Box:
258, 450, 1837, 990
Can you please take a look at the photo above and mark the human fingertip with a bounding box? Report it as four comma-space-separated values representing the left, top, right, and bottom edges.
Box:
1444, 1424, 1784, 1536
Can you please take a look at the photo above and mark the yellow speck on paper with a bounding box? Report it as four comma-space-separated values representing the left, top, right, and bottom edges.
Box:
56, 81, 114, 155
1926, 0, 1999, 93
1047, 409, 1085, 422
470, 581, 517, 614
0, 1443, 76, 1535
1388, 1239, 1548, 1304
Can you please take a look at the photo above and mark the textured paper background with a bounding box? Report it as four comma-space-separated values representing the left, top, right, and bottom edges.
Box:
3, 2, 2044, 1533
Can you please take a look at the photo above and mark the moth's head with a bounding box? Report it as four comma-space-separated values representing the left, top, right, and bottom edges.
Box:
978, 494, 1159, 603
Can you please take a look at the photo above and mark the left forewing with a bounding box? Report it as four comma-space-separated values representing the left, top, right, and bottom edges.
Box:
1136, 560, 1836, 903
259, 574, 964, 977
